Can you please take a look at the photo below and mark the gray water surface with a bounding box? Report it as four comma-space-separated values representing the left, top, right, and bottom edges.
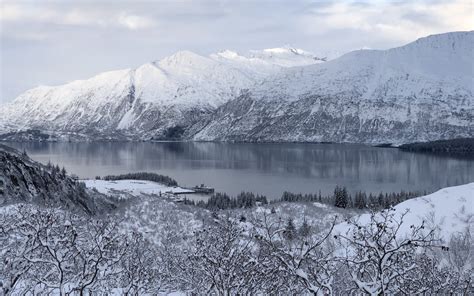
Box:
4, 142, 473, 199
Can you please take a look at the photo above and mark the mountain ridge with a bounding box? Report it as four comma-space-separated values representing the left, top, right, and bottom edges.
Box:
0, 31, 472, 144
0, 45, 321, 139
191, 31, 473, 144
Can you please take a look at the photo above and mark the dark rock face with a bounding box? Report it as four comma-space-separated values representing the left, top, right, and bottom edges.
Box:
0, 145, 99, 214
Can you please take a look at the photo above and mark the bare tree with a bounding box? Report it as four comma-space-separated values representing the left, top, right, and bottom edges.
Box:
118, 232, 162, 294
254, 212, 337, 295
178, 217, 265, 295
71, 218, 129, 295
448, 230, 472, 272
0, 206, 137, 295
0, 205, 32, 294
335, 208, 442, 295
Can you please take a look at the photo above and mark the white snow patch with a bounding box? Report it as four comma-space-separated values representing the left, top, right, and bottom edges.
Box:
84, 179, 193, 198
334, 182, 474, 242
312, 202, 329, 209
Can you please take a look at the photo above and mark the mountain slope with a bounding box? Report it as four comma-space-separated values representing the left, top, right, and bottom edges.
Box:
1, 32, 472, 144
192, 31, 474, 144
0, 47, 321, 140
0, 144, 113, 214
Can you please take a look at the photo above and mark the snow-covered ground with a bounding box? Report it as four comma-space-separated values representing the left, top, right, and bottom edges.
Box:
83, 179, 193, 199
334, 182, 474, 242
85, 178, 473, 243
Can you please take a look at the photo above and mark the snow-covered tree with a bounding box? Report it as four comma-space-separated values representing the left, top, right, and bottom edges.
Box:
299, 218, 311, 237
334, 186, 348, 208
283, 218, 297, 241
335, 208, 442, 295
171, 217, 265, 294
255, 212, 337, 295
0, 206, 142, 294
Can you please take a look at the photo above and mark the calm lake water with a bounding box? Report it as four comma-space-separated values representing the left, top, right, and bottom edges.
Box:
4, 141, 474, 199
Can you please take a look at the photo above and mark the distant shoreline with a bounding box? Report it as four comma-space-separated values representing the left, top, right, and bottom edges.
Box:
398, 138, 474, 156
1, 129, 473, 157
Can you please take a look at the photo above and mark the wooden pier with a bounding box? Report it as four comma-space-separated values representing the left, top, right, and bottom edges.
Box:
173, 184, 215, 195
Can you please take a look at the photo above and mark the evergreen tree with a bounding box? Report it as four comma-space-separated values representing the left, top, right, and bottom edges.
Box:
368, 193, 377, 209
334, 186, 348, 208
378, 193, 385, 208
283, 218, 296, 241
355, 191, 366, 209
299, 218, 311, 237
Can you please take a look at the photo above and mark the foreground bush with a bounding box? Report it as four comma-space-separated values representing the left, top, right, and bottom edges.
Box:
1, 204, 472, 294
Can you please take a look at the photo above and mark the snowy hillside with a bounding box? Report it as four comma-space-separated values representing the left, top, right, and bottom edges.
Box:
193, 31, 474, 144
0, 46, 321, 140
334, 182, 474, 242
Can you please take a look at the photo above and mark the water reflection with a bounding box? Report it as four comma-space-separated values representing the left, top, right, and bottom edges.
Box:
4, 141, 473, 199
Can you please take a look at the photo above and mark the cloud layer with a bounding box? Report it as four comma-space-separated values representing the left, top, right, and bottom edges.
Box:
1, 0, 472, 102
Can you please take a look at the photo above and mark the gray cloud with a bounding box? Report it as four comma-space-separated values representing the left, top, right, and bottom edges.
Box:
1, 0, 472, 102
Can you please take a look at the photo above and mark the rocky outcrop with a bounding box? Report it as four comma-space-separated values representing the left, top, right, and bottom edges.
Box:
0, 144, 111, 214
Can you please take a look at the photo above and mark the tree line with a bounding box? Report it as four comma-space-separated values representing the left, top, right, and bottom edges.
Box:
399, 138, 474, 154
101, 172, 178, 187
181, 186, 425, 212
183, 191, 268, 210
280, 185, 426, 210
46, 161, 68, 179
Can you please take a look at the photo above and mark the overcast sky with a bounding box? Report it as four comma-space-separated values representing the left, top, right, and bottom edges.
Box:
0, 0, 472, 103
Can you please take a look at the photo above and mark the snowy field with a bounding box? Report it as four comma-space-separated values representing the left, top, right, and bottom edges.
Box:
83, 179, 194, 198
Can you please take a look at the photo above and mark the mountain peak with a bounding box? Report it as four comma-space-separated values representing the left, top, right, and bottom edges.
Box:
397, 30, 473, 53
158, 50, 210, 67
214, 50, 240, 59
247, 46, 326, 66
261, 45, 308, 55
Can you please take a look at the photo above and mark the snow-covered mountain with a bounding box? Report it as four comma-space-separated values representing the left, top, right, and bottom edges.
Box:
0, 46, 322, 140
1, 32, 473, 143
192, 31, 474, 144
